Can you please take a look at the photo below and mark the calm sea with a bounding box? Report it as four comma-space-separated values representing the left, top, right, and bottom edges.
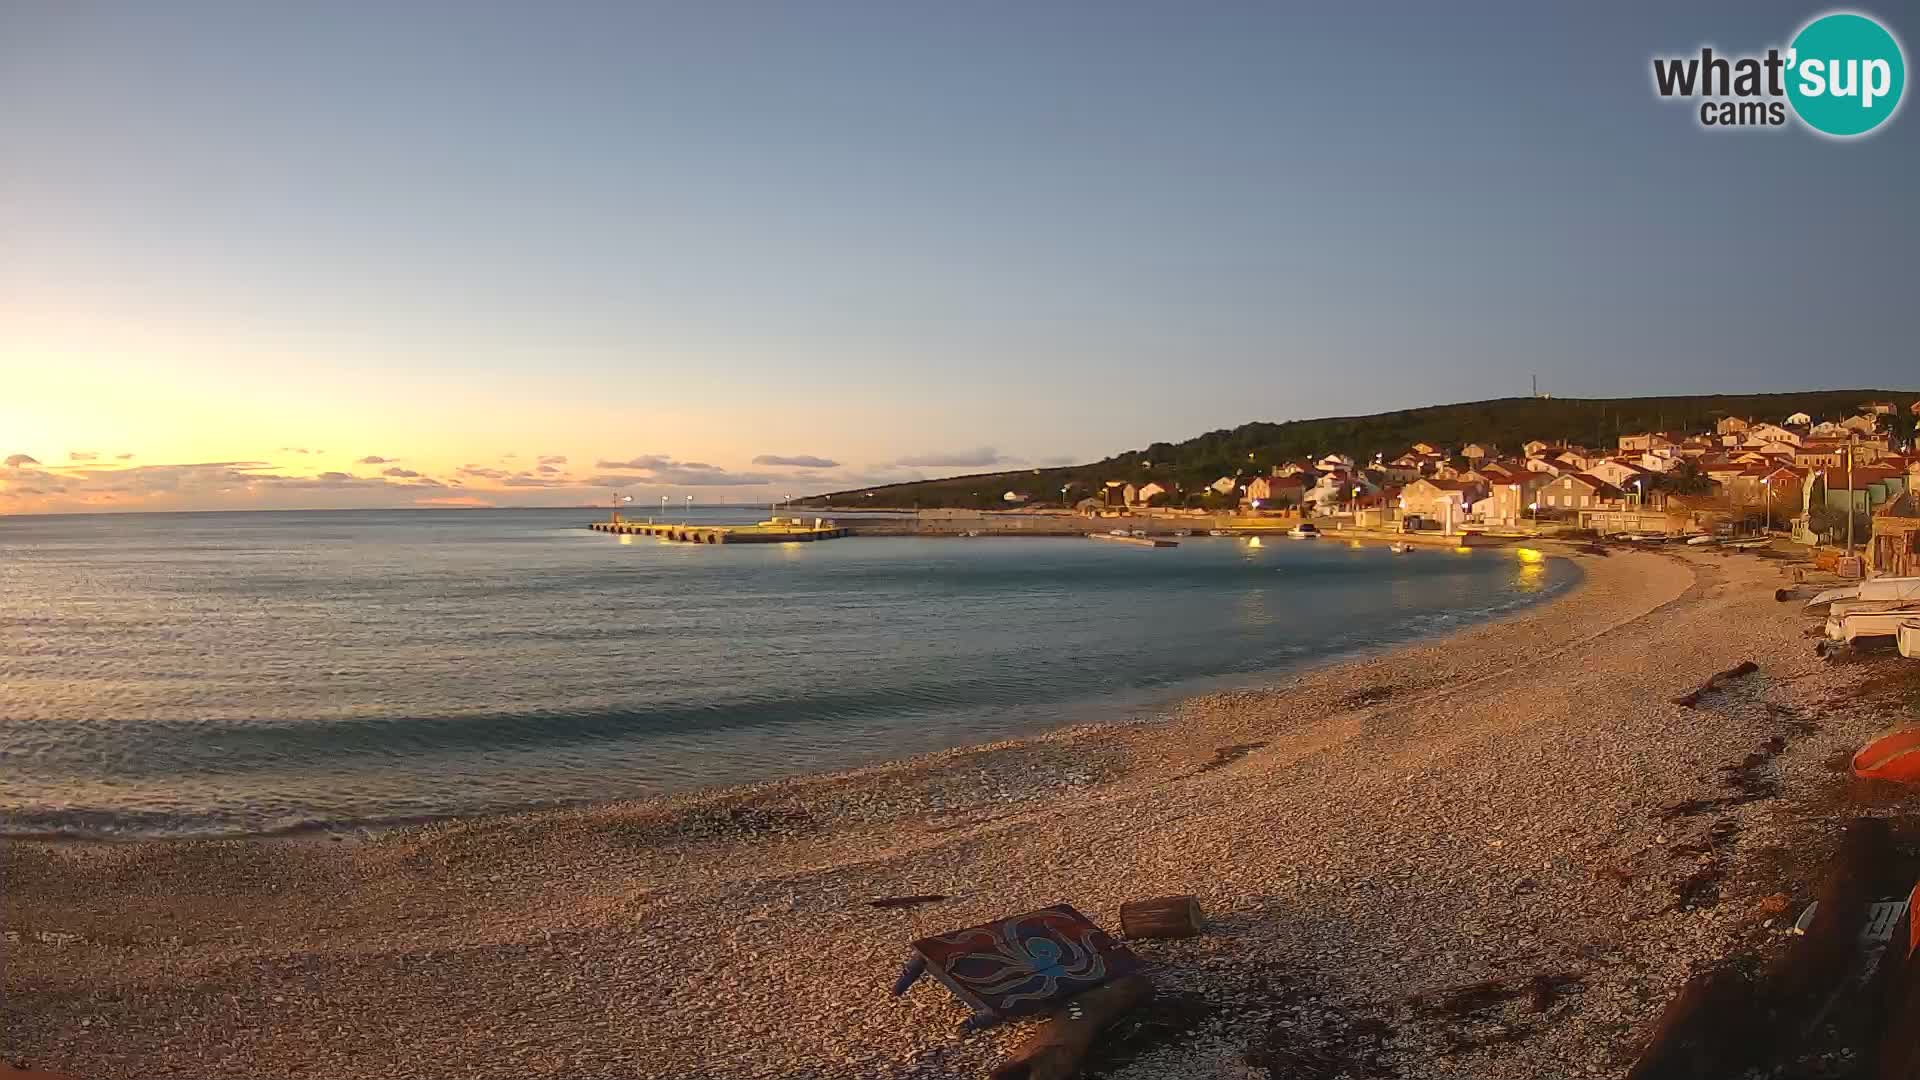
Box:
0, 508, 1577, 837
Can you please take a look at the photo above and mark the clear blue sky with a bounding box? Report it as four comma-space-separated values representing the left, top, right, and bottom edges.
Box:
3, 2, 1916, 510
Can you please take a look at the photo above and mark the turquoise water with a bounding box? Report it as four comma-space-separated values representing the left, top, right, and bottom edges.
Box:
0, 509, 1576, 837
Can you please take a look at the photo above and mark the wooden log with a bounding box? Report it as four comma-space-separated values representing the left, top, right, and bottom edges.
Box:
1119, 895, 1204, 939
987, 973, 1153, 1080
1873, 880, 1920, 1080
1625, 968, 1763, 1080
1670, 660, 1760, 707
1758, 817, 1892, 1053
1880, 950, 1920, 1080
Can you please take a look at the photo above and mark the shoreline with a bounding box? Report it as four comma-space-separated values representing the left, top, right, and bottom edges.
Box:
0, 547, 1582, 845
7, 546, 1913, 1079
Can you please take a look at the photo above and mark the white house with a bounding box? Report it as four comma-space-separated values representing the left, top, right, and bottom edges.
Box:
1537, 473, 1626, 511
1315, 453, 1355, 472
1002, 491, 1029, 503
1785, 411, 1813, 426
1400, 478, 1483, 523
1745, 423, 1803, 447
1132, 481, 1167, 505
1587, 458, 1654, 492
1209, 476, 1239, 496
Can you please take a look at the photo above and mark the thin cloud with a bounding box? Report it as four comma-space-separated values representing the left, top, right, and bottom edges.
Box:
357, 455, 394, 465
537, 455, 567, 466
116, 452, 134, 460
381, 467, 422, 478
893, 447, 1016, 468
68, 450, 99, 462
5, 454, 41, 468
456, 464, 511, 480
752, 454, 841, 468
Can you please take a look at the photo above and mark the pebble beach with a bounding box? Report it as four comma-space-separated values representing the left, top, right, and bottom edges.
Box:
5, 545, 1914, 1079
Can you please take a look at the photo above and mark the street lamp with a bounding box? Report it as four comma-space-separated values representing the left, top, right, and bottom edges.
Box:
1761, 477, 1771, 534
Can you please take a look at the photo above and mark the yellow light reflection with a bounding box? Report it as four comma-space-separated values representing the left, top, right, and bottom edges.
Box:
1516, 547, 1544, 564
1454, 546, 1472, 554
618, 534, 632, 545
1247, 536, 1262, 548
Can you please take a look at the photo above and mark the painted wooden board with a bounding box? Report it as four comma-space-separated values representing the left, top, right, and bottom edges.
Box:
908, 904, 1141, 1019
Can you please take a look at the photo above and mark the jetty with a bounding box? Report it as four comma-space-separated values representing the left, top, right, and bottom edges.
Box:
589, 517, 850, 544
1088, 533, 1178, 548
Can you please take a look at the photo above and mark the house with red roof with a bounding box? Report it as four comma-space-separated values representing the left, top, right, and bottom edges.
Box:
1536, 472, 1627, 513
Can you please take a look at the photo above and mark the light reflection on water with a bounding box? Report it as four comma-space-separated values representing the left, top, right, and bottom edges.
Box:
0, 510, 1578, 836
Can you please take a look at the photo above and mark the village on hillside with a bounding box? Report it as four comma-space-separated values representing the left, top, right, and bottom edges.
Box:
1069, 397, 1920, 575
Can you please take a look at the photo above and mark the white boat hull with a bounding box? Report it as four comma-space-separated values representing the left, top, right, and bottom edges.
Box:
1807, 576, 1920, 613
1901, 619, 1920, 659
1827, 609, 1920, 643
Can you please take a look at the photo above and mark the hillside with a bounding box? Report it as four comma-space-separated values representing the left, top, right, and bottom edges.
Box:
801, 389, 1918, 510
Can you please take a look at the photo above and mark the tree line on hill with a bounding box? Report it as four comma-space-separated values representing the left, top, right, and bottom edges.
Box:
800, 390, 1917, 510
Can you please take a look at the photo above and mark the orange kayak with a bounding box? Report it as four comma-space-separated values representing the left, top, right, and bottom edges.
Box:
1853, 728, 1920, 783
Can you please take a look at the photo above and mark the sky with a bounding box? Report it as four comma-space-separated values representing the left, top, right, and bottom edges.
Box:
4, 1, 1917, 513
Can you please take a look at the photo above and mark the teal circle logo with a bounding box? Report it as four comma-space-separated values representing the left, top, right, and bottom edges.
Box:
1787, 12, 1906, 137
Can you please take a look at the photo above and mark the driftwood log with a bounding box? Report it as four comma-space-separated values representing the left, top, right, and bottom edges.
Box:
1630, 819, 1895, 1077
1757, 816, 1891, 1052
1880, 940, 1920, 1080
1119, 895, 1205, 939
987, 972, 1154, 1080
1670, 660, 1760, 707
1624, 968, 1762, 1080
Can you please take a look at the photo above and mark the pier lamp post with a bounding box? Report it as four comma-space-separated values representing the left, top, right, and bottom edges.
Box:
660, 495, 668, 520
685, 494, 693, 519
1762, 477, 1771, 534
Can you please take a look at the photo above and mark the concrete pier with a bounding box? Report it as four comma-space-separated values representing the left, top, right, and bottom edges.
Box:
1088, 533, 1179, 548
588, 520, 850, 544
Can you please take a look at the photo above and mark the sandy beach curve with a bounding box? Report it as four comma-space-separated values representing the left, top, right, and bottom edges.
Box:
5, 546, 1910, 1079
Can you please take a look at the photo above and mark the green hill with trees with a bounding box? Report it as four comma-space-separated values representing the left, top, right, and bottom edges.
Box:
801, 389, 1918, 510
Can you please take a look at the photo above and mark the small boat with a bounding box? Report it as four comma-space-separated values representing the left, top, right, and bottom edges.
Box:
1287, 523, 1321, 539
1129, 530, 1149, 538
1806, 576, 1920, 613
1853, 726, 1920, 782
1208, 529, 1233, 537
1900, 619, 1920, 659
1685, 534, 1718, 546
1825, 607, 1920, 643
1389, 542, 1410, 554
1110, 528, 1130, 537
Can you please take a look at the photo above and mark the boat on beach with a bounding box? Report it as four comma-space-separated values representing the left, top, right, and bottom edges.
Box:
1389, 542, 1410, 554
1806, 576, 1920, 613
1287, 523, 1321, 539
